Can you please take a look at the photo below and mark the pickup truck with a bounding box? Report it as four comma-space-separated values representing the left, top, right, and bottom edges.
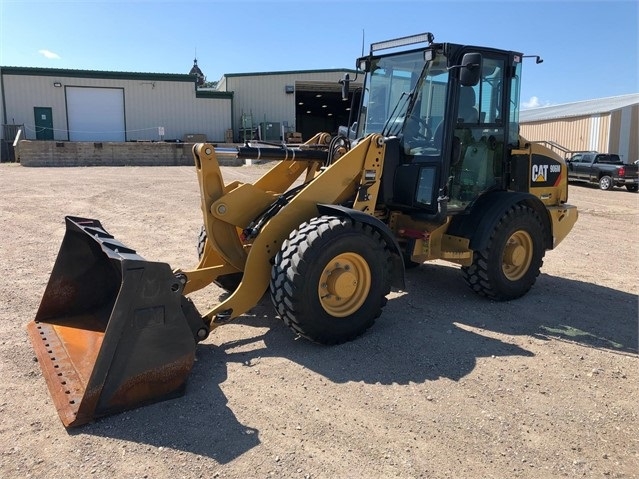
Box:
567, 152, 639, 192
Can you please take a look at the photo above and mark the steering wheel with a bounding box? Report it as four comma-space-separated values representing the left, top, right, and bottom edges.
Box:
405, 115, 432, 147
416, 117, 432, 140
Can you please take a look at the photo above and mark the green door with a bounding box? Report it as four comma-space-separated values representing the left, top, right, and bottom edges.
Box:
34, 107, 54, 140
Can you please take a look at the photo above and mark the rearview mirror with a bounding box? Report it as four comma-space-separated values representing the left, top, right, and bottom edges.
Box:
459, 53, 482, 87
339, 73, 351, 101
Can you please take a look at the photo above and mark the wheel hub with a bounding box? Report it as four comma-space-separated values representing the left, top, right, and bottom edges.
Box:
504, 243, 526, 267
325, 267, 358, 298
318, 253, 371, 317
502, 230, 533, 281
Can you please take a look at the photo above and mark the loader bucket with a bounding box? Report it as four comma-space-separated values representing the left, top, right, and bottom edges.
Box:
26, 216, 206, 428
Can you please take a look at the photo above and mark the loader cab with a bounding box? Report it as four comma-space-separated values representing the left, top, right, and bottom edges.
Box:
354, 38, 523, 218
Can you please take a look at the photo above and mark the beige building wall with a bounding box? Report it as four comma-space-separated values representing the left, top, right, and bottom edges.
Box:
521, 115, 596, 153
595, 114, 610, 153
609, 110, 622, 153
521, 105, 638, 162
610, 104, 639, 163
632, 105, 639, 162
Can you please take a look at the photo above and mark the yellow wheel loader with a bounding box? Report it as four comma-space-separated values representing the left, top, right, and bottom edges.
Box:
27, 33, 577, 427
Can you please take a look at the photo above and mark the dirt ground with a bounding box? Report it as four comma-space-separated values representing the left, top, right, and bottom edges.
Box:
0, 162, 637, 479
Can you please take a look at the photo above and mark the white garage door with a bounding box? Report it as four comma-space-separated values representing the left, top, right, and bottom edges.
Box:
67, 87, 125, 141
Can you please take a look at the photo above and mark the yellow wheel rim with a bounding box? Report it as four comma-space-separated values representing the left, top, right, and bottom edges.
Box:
502, 230, 533, 281
318, 252, 371, 317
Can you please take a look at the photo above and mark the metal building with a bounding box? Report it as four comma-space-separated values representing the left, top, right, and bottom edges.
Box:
0, 67, 232, 143
1, 66, 359, 151
216, 69, 359, 142
520, 93, 639, 162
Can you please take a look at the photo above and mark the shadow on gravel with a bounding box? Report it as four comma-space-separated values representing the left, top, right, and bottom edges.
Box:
76, 262, 636, 459
74, 344, 260, 464
216, 262, 637, 385
402, 263, 638, 355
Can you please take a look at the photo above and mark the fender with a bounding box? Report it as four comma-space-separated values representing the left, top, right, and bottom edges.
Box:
448, 191, 553, 252
317, 204, 405, 290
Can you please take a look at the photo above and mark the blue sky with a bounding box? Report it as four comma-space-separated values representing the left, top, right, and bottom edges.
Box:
1, 0, 637, 109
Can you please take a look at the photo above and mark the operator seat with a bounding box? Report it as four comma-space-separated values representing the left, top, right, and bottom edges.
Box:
458, 86, 479, 124
433, 86, 479, 151
451, 89, 497, 202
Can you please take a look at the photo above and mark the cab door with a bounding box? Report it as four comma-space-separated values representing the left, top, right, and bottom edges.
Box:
447, 52, 513, 211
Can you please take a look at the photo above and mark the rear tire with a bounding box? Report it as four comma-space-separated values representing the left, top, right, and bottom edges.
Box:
599, 175, 614, 190
626, 184, 638, 192
270, 216, 392, 344
461, 205, 545, 301
196, 225, 242, 293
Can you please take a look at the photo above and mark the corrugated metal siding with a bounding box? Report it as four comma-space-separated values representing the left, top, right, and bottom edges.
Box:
613, 104, 639, 162
631, 105, 639, 162
609, 110, 621, 154
2, 74, 70, 141
610, 105, 639, 163
596, 114, 610, 154
590, 113, 612, 153
519, 93, 639, 122
226, 71, 351, 135
2, 73, 231, 142
589, 115, 600, 150
123, 80, 231, 141
0, 74, 5, 140
521, 105, 637, 162
216, 76, 227, 92
520, 115, 594, 152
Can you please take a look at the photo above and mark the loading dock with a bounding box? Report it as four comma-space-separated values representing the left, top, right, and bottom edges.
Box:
294, 81, 361, 140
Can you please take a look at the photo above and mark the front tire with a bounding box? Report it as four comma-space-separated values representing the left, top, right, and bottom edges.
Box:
197, 225, 242, 292
270, 216, 392, 344
599, 175, 614, 190
462, 205, 545, 301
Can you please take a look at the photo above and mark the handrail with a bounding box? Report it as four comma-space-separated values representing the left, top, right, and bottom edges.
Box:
530, 140, 594, 159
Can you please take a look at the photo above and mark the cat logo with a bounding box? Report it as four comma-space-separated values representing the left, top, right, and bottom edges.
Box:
532, 164, 549, 183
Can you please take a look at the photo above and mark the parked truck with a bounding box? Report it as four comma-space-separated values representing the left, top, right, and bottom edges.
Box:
567, 152, 639, 191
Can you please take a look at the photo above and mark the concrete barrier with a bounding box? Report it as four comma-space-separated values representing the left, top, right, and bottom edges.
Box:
16, 141, 243, 167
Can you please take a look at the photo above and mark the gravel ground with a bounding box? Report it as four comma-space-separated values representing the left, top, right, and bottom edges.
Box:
0, 162, 637, 479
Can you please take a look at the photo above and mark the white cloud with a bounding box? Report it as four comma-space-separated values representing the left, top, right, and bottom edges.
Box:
522, 96, 551, 109
38, 49, 61, 60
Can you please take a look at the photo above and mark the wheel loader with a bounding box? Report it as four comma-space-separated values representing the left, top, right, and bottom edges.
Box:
27, 32, 578, 427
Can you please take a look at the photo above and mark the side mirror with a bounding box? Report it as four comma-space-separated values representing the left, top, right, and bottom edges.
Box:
337, 122, 358, 140
350, 122, 358, 139
339, 73, 351, 101
459, 53, 482, 87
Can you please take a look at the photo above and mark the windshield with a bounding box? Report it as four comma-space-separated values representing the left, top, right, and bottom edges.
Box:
358, 49, 449, 142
